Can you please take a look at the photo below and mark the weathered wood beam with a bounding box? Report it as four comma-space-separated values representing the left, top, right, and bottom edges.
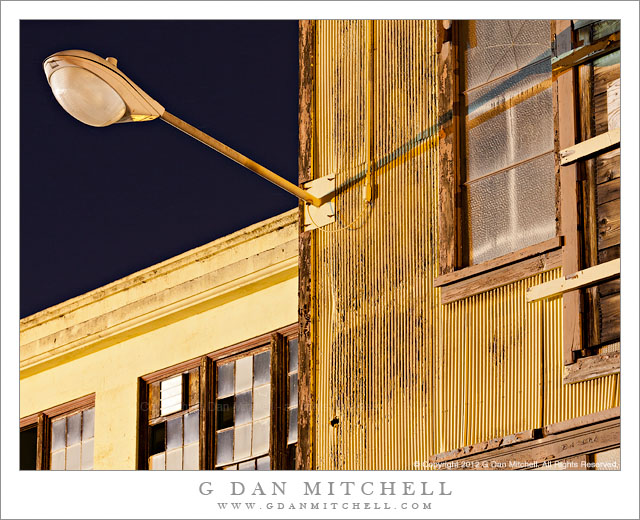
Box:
560, 128, 620, 165
563, 352, 620, 384
526, 258, 619, 302
552, 33, 620, 73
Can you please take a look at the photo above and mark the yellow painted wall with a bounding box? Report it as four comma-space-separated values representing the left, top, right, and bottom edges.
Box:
20, 210, 298, 469
311, 20, 620, 469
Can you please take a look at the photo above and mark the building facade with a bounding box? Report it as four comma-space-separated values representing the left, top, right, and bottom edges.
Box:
297, 19, 620, 470
20, 210, 299, 470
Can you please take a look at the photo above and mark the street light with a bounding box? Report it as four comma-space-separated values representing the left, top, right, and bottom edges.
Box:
43, 49, 334, 218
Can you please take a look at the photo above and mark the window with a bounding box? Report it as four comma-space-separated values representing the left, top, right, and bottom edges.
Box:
436, 20, 562, 304
145, 366, 200, 470
459, 20, 555, 265
138, 325, 299, 470
19, 394, 95, 470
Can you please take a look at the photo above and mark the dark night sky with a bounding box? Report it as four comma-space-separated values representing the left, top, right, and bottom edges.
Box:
20, 20, 299, 318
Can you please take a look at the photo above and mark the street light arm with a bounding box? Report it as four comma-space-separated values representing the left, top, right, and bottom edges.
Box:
160, 111, 323, 208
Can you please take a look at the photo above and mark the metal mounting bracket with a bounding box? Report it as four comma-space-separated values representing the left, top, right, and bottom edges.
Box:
302, 174, 336, 232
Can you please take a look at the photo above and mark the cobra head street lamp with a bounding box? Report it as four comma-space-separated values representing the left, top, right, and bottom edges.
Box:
43, 50, 335, 230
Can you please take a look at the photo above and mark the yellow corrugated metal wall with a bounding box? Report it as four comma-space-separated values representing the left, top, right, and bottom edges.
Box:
311, 20, 619, 470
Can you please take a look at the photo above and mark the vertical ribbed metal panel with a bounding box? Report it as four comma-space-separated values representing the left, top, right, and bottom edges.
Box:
315, 20, 438, 470
312, 20, 619, 470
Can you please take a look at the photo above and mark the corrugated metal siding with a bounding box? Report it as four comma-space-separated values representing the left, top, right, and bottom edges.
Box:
311, 20, 620, 470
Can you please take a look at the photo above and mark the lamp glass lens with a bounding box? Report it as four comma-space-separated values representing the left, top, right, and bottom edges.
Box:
50, 67, 126, 127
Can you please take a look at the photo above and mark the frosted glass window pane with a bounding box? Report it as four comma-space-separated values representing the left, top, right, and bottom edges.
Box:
66, 413, 81, 446
217, 362, 234, 398
66, 443, 81, 470
51, 449, 65, 470
235, 391, 252, 425
288, 408, 298, 444
253, 351, 271, 386
252, 418, 270, 456
288, 339, 298, 373
166, 448, 182, 470
253, 384, 270, 420
150, 452, 165, 470
82, 408, 94, 440
238, 460, 255, 471
166, 417, 183, 450
183, 442, 199, 470
462, 20, 551, 90
289, 373, 298, 407
81, 439, 94, 470
256, 455, 270, 471
235, 356, 253, 392
184, 411, 199, 445
234, 424, 251, 461
217, 396, 235, 430
465, 59, 553, 181
51, 419, 65, 452
216, 430, 233, 465
466, 153, 556, 264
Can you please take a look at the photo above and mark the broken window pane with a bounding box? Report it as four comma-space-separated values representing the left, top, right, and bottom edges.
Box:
216, 396, 235, 431
20, 426, 38, 470
149, 422, 166, 456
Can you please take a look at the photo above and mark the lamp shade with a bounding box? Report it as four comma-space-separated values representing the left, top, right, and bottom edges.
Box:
50, 67, 127, 127
43, 50, 165, 126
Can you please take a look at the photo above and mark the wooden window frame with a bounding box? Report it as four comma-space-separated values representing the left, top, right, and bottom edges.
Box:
20, 393, 96, 470
435, 20, 563, 304
553, 20, 620, 381
137, 323, 298, 470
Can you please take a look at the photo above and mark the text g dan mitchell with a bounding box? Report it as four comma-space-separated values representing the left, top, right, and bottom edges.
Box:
199, 480, 453, 497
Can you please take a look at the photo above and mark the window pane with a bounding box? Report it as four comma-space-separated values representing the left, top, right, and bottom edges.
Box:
66, 413, 81, 446
252, 418, 269, 456
216, 396, 235, 431
288, 408, 298, 444
51, 419, 65, 452
217, 362, 235, 398
257, 455, 270, 471
160, 375, 183, 416
160, 395, 182, 417
462, 20, 551, 91
82, 408, 95, 440
20, 426, 38, 470
66, 443, 81, 470
216, 430, 233, 465
238, 460, 255, 471
149, 422, 166, 456
234, 424, 251, 461
166, 416, 183, 451
288, 339, 298, 373
184, 411, 199, 445
254, 351, 271, 386
466, 152, 556, 264
183, 442, 199, 470
150, 452, 165, 470
289, 373, 298, 407
166, 448, 182, 470
253, 384, 270, 421
465, 59, 553, 181
235, 356, 253, 393
235, 391, 252, 425
50, 449, 65, 470
81, 439, 94, 470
